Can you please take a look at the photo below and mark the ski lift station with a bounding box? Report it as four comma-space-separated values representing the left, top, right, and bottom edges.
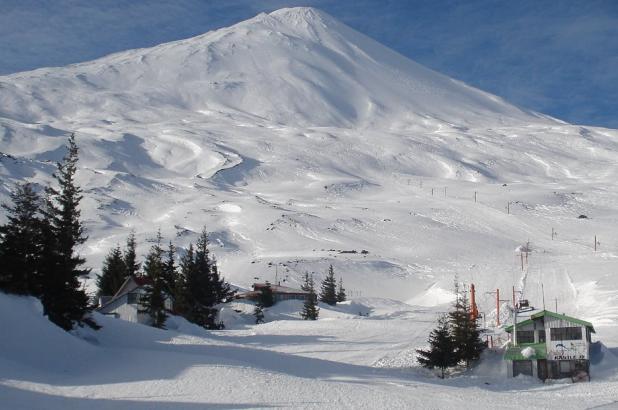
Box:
503, 310, 595, 382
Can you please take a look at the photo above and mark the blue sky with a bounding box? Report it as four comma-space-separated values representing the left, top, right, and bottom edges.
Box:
1, 0, 616, 128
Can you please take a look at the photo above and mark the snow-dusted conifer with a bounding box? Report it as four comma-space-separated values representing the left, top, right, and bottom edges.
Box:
0, 183, 43, 296
174, 243, 195, 316
336, 277, 346, 302
140, 231, 167, 328
96, 245, 127, 298
449, 281, 485, 367
319, 265, 337, 305
124, 230, 140, 277
301, 273, 319, 320
162, 241, 177, 295
254, 303, 265, 324
416, 314, 457, 378
39, 134, 91, 331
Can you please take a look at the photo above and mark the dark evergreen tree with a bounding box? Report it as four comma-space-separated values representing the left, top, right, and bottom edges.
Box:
449, 282, 485, 367
258, 284, 275, 308
416, 315, 458, 378
123, 230, 140, 277
140, 231, 167, 328
210, 256, 235, 303
190, 229, 218, 328
166, 228, 233, 329
336, 277, 346, 302
39, 134, 91, 331
181, 228, 233, 329
319, 265, 337, 305
162, 241, 177, 296
0, 183, 43, 295
175, 243, 195, 316
254, 302, 265, 324
300, 272, 311, 292
300, 273, 319, 320
96, 245, 127, 298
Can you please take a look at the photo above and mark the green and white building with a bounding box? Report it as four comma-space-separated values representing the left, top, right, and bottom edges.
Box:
503, 310, 595, 381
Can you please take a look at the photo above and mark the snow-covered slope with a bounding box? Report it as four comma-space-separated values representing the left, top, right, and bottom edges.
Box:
3, 293, 618, 409
1, 7, 618, 343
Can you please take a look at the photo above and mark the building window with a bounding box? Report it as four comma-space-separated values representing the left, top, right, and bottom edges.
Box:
127, 293, 140, 305
550, 327, 582, 341
538, 329, 546, 342
516, 330, 535, 344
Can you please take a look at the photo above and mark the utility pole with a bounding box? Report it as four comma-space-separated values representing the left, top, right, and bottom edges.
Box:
431, 188, 434, 196
470, 284, 479, 321
554, 298, 558, 312
507, 201, 511, 214
594, 235, 598, 252
512, 286, 516, 308
474, 191, 477, 203
513, 304, 518, 346
520, 252, 524, 271
496, 288, 500, 326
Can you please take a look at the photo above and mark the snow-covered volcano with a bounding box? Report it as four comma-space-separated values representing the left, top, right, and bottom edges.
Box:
1, 7, 618, 332
0, 7, 540, 129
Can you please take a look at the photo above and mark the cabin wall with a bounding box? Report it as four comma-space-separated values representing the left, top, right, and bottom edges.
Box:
100, 293, 150, 325
544, 317, 588, 361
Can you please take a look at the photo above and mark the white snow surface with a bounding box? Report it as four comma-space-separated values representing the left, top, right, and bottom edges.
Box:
521, 346, 535, 359
2, 7, 618, 409
3, 293, 618, 410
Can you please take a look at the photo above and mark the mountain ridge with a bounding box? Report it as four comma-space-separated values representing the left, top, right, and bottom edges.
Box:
0, 7, 545, 129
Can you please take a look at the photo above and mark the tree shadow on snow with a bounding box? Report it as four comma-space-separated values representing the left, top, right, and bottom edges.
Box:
0, 384, 281, 410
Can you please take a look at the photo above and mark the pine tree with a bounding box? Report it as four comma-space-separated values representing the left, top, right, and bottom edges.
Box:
140, 231, 167, 328
258, 283, 275, 308
449, 282, 485, 367
124, 230, 140, 277
162, 241, 177, 296
210, 255, 235, 303
0, 183, 43, 296
336, 277, 346, 302
416, 315, 458, 378
300, 272, 311, 292
96, 245, 127, 298
254, 303, 265, 324
319, 265, 337, 305
175, 243, 195, 316
301, 273, 319, 320
191, 228, 218, 328
39, 134, 91, 331
170, 228, 233, 329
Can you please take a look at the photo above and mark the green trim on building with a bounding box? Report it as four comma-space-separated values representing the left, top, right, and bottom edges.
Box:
504, 310, 595, 333
504, 318, 534, 333
503, 343, 547, 361
532, 310, 595, 332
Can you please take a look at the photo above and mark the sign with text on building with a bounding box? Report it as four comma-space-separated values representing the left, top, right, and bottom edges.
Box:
547, 341, 588, 360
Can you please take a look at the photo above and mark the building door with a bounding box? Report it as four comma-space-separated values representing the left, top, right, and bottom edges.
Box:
513, 360, 533, 377
537, 359, 548, 380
